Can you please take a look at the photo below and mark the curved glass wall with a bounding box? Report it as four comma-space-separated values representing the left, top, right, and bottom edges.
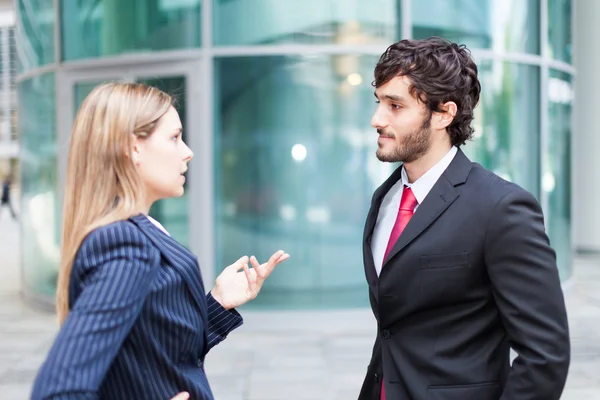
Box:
213, 0, 400, 46
214, 55, 381, 309
412, 0, 540, 54
18, 73, 59, 299
16, 0, 55, 71
548, 0, 572, 62
546, 70, 572, 280
61, 0, 201, 61
17, 0, 575, 308
464, 62, 540, 197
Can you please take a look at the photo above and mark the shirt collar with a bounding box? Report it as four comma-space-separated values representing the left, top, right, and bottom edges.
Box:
401, 146, 458, 204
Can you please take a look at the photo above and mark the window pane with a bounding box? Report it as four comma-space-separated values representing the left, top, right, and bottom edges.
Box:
213, 0, 400, 46
139, 76, 190, 248
463, 62, 540, 197
18, 73, 59, 298
546, 70, 572, 280
73, 81, 109, 114
16, 0, 55, 71
214, 55, 388, 309
413, 0, 540, 54
61, 0, 201, 61
547, 0, 572, 63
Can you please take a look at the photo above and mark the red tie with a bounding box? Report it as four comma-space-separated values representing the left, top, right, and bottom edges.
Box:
383, 186, 418, 264
380, 186, 417, 400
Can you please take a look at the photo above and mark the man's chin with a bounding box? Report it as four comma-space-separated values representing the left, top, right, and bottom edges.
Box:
376, 149, 402, 163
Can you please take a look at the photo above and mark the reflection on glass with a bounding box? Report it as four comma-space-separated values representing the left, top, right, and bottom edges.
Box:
546, 70, 572, 280
214, 55, 389, 309
74, 81, 115, 115
61, 0, 201, 61
463, 62, 540, 197
412, 0, 540, 54
16, 0, 55, 71
547, 0, 572, 63
139, 76, 190, 248
19, 73, 59, 298
213, 0, 399, 46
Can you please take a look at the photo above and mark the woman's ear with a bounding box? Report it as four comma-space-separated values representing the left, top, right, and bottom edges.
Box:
129, 134, 142, 166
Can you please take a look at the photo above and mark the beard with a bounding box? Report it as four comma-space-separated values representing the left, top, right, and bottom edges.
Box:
376, 113, 432, 163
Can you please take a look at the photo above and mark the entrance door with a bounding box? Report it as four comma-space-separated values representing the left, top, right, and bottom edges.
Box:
56, 60, 209, 282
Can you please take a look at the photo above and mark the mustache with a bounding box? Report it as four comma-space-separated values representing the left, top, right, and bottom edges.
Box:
377, 129, 395, 138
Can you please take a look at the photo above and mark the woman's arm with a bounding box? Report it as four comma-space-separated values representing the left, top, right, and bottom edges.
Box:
204, 292, 243, 350
31, 222, 161, 400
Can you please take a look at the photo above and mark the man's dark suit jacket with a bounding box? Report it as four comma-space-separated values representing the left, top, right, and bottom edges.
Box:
31, 214, 242, 399
358, 149, 570, 400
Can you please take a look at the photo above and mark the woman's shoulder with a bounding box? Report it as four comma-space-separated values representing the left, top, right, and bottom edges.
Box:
76, 218, 158, 266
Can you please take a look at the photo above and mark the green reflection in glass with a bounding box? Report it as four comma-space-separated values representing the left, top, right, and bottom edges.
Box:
61, 0, 201, 61
463, 62, 540, 197
139, 76, 190, 248
412, 0, 540, 54
17, 0, 55, 71
19, 73, 59, 298
547, 0, 572, 63
214, 55, 385, 310
74, 81, 106, 114
213, 0, 400, 46
546, 70, 572, 280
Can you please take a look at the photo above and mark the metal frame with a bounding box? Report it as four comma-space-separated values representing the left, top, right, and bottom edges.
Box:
540, 0, 550, 217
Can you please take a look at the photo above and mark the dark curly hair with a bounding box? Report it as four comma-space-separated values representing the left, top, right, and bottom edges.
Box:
373, 37, 481, 146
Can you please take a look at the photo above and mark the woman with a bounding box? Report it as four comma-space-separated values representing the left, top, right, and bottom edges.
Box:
31, 82, 289, 400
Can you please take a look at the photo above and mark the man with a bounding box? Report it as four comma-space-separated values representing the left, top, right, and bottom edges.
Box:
358, 37, 570, 400
1, 176, 17, 221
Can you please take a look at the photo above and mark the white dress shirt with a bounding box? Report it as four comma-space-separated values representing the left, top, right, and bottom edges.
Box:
371, 146, 458, 275
147, 215, 170, 236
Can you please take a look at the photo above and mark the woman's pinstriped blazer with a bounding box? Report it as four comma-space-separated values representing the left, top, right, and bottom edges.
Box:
31, 214, 242, 400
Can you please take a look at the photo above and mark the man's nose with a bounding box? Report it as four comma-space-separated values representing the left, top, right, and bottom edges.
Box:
371, 108, 388, 129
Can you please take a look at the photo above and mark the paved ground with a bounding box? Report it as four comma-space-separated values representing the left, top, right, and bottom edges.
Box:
1, 212, 599, 399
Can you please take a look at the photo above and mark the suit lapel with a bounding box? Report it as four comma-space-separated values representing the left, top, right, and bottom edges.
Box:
363, 165, 404, 296
130, 215, 209, 325
380, 149, 473, 268
382, 176, 458, 266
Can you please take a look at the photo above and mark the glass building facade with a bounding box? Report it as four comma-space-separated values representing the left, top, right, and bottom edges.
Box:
16, 0, 574, 308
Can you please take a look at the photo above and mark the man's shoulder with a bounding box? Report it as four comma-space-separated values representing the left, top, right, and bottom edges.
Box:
466, 162, 537, 205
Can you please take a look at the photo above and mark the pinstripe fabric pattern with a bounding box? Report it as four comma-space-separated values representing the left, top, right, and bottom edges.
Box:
31, 214, 243, 400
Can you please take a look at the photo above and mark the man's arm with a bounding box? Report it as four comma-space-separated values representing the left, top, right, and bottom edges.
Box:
485, 188, 570, 399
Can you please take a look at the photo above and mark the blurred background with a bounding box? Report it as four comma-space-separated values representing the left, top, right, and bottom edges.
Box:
2, 0, 599, 399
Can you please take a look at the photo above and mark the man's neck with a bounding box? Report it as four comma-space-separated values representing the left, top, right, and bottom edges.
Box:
404, 144, 453, 183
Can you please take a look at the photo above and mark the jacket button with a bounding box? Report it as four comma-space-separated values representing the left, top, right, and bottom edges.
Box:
381, 329, 391, 339
374, 373, 380, 382
197, 360, 203, 368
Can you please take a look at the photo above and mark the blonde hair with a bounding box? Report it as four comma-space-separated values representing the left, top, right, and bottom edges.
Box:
56, 82, 172, 325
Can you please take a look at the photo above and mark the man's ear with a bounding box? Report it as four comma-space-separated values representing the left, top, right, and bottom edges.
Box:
433, 101, 457, 130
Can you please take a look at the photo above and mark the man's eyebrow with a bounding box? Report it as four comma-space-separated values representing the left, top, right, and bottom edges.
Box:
373, 92, 406, 102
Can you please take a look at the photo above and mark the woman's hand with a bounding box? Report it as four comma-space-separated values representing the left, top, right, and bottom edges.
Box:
170, 392, 189, 400
211, 250, 290, 310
